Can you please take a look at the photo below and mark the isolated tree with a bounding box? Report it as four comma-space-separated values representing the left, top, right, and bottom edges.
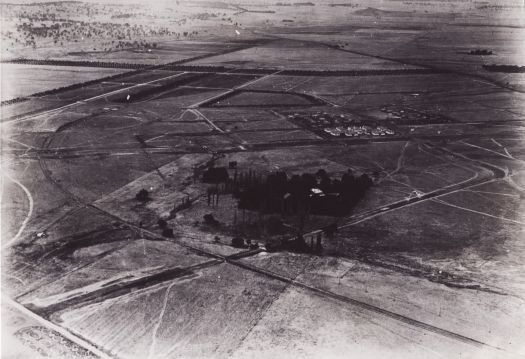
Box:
203, 213, 219, 227
162, 227, 174, 238
232, 236, 245, 248
157, 218, 167, 229
135, 188, 149, 202
202, 167, 229, 184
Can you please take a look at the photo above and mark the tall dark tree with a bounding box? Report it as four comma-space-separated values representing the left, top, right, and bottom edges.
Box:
135, 189, 149, 202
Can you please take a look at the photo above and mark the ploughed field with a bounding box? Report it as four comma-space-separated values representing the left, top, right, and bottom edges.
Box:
2, 5, 525, 358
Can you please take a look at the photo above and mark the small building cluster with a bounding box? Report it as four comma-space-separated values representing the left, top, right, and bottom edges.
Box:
324, 125, 394, 137
286, 111, 395, 138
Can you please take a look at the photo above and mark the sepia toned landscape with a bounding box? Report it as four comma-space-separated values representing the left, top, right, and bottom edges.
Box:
1, 0, 525, 358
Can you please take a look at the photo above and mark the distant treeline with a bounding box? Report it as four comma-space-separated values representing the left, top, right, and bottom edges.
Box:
329, 3, 358, 7
2, 58, 149, 69
2, 58, 448, 77
0, 97, 29, 106
483, 64, 525, 73
469, 49, 493, 55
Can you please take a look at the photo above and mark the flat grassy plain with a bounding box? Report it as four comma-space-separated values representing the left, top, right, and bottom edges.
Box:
229, 285, 518, 359
54, 263, 289, 359
188, 40, 423, 71
51, 41, 236, 65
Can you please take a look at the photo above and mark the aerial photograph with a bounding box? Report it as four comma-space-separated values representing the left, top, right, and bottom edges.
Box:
0, 0, 524, 358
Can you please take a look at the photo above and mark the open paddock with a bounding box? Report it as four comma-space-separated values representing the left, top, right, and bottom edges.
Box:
220, 118, 299, 132
7, 111, 89, 134
107, 73, 213, 103
108, 70, 182, 85
147, 88, 226, 108
229, 284, 514, 359
183, 73, 261, 89
51, 40, 240, 65
331, 192, 524, 298
139, 121, 213, 138
327, 93, 405, 109
243, 75, 316, 92
37, 82, 127, 103
197, 108, 275, 122
315, 141, 410, 173
1, 98, 72, 122
53, 262, 288, 359
235, 129, 321, 144
0, 64, 128, 102
56, 113, 144, 132
19, 239, 213, 311
0, 159, 82, 249
444, 138, 525, 172
215, 147, 350, 176
203, 90, 325, 108
1, 206, 125, 296
41, 151, 180, 202
187, 40, 423, 71
145, 134, 235, 151
239, 252, 525, 356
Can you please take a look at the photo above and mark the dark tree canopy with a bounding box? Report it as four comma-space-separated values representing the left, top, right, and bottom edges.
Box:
135, 188, 149, 202
235, 169, 373, 217
202, 166, 229, 184
157, 219, 167, 229
203, 213, 220, 226
162, 228, 174, 238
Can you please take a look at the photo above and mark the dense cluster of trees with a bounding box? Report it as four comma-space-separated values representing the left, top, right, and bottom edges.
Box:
1, 2, 188, 52
201, 166, 373, 217
202, 167, 229, 184
3, 18, 173, 51
234, 169, 373, 217
1, 0, 247, 53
